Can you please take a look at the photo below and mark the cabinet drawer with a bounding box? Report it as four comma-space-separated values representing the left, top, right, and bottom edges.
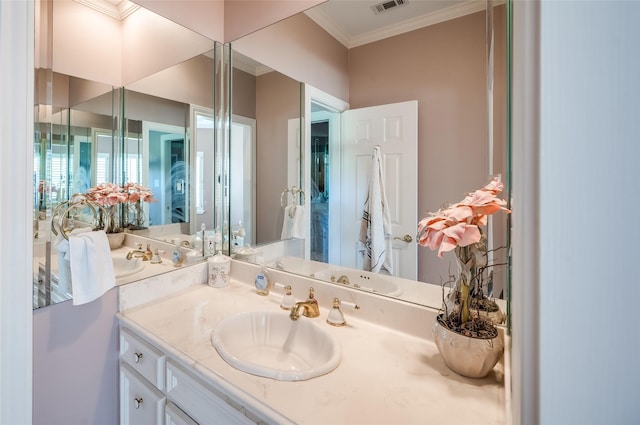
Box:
120, 363, 166, 425
165, 402, 198, 425
120, 328, 166, 390
166, 360, 254, 425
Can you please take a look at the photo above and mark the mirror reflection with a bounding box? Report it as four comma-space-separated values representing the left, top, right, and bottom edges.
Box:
33, 0, 217, 309
230, 0, 509, 309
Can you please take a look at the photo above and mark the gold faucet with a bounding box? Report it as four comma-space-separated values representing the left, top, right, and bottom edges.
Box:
331, 275, 350, 285
289, 287, 320, 320
126, 249, 152, 261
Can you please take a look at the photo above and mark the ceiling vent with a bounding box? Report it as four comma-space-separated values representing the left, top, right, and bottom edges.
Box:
371, 0, 408, 15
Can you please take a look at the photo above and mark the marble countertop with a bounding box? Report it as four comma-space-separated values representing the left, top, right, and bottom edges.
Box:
118, 274, 506, 425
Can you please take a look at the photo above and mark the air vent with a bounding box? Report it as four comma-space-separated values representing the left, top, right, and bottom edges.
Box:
371, 0, 407, 15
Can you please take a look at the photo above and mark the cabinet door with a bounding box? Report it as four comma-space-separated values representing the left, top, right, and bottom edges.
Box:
165, 402, 198, 425
121, 363, 166, 425
121, 328, 166, 390
166, 360, 254, 425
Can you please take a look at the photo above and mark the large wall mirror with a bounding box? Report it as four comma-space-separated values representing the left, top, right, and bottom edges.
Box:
33, 0, 510, 315
33, 0, 219, 309
230, 0, 510, 311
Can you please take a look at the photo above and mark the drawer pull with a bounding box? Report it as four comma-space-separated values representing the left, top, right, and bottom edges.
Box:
133, 352, 143, 363
134, 397, 143, 409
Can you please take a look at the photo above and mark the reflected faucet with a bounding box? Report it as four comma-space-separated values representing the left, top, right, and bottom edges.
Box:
289, 287, 320, 320
332, 275, 350, 285
126, 249, 152, 261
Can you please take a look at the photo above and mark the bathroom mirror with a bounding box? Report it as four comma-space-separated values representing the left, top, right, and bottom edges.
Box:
230, 50, 301, 249
229, 0, 510, 309
33, 0, 218, 309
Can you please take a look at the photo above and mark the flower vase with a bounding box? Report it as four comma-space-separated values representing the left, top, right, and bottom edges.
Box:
128, 200, 147, 230
106, 232, 125, 249
432, 313, 504, 378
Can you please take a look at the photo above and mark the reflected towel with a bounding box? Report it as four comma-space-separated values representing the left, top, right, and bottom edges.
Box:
359, 146, 393, 274
53, 233, 72, 295
291, 205, 305, 239
281, 205, 306, 240
281, 204, 295, 239
69, 230, 115, 306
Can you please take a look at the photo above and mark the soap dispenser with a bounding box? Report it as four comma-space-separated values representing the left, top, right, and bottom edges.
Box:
207, 251, 231, 288
171, 241, 184, 267
255, 266, 272, 296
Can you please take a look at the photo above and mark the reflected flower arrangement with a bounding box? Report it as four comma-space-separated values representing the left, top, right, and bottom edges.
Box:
85, 182, 156, 232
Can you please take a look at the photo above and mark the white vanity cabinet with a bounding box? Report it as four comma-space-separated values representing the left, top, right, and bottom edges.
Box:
119, 326, 258, 425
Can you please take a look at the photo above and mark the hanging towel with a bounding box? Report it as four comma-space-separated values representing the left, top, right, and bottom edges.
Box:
359, 146, 393, 274
53, 233, 72, 295
291, 205, 306, 239
281, 205, 306, 240
68, 230, 116, 306
281, 204, 295, 239
53, 227, 91, 295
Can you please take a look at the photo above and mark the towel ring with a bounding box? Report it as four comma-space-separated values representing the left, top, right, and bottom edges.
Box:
280, 187, 306, 207
51, 193, 104, 240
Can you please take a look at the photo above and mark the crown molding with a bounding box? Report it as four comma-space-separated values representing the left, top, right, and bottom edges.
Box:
74, 0, 140, 20
306, 0, 501, 49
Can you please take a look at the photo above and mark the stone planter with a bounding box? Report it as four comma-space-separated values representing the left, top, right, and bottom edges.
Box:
432, 314, 504, 378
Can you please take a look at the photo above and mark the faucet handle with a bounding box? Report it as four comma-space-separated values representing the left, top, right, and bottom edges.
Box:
150, 249, 163, 264
274, 282, 295, 310
306, 287, 317, 302
326, 298, 360, 327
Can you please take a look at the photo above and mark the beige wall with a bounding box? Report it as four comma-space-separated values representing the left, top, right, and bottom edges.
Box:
52, 0, 214, 88
348, 8, 507, 286
224, 0, 323, 42
52, 0, 121, 86
232, 13, 349, 101
255, 72, 300, 244
232, 68, 257, 119
131, 0, 323, 43
125, 53, 215, 109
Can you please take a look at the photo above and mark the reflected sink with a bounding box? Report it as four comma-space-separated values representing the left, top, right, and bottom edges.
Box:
314, 268, 402, 297
112, 257, 145, 278
211, 311, 341, 381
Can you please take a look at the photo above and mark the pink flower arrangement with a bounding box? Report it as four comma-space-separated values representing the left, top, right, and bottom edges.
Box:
417, 176, 510, 257
85, 182, 156, 206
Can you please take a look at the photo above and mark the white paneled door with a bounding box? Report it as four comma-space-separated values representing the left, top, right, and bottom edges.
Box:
341, 100, 418, 280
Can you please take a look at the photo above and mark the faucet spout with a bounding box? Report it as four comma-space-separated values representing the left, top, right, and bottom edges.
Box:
126, 249, 152, 261
336, 275, 350, 285
289, 301, 320, 320
289, 287, 320, 320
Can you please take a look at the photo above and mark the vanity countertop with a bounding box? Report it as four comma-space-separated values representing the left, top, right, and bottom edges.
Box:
118, 279, 506, 425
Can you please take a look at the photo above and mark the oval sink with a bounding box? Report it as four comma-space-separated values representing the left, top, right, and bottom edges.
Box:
211, 311, 341, 381
112, 257, 145, 278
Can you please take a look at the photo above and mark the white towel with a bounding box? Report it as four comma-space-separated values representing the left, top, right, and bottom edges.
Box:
359, 146, 393, 274
53, 233, 72, 295
69, 230, 116, 306
281, 205, 306, 240
291, 205, 305, 239
53, 227, 91, 295
281, 204, 295, 239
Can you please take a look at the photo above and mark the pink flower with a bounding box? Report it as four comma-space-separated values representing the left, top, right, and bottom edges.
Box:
85, 182, 156, 206
417, 176, 510, 257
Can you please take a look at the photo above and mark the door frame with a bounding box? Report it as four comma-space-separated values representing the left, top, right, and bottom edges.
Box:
303, 85, 349, 260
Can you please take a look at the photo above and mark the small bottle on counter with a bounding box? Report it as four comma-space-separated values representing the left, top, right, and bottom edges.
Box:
255, 266, 272, 296
208, 251, 231, 288
171, 241, 184, 267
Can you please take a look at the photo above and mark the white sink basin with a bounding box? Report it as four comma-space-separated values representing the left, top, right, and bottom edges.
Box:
211, 311, 341, 381
112, 257, 145, 278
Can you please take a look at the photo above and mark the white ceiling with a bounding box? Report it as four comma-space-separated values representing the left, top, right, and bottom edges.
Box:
305, 0, 489, 48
